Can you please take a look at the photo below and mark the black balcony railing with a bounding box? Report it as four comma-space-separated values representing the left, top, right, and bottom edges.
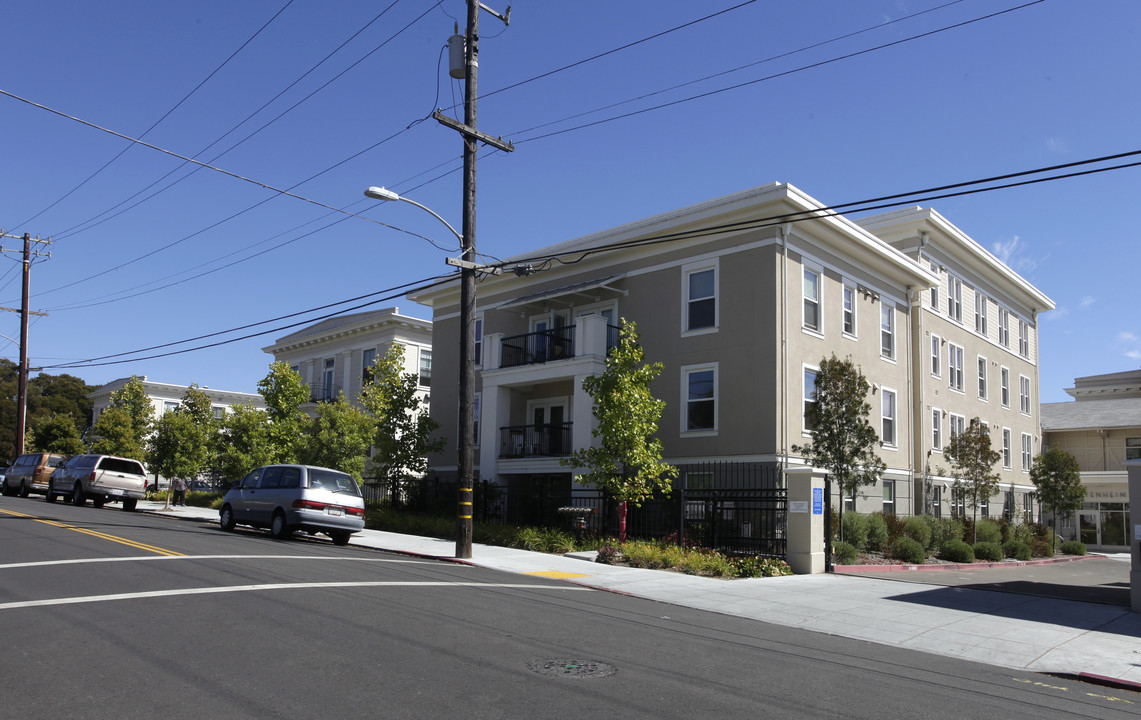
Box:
500, 326, 574, 368
308, 382, 341, 403
498, 422, 573, 458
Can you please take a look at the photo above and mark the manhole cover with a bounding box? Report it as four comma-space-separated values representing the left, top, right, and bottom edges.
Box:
526, 659, 616, 679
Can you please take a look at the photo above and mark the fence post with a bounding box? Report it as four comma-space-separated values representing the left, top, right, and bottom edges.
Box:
785, 467, 825, 574
824, 474, 833, 573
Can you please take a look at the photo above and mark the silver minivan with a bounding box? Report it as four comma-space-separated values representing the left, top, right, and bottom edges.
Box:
219, 465, 365, 546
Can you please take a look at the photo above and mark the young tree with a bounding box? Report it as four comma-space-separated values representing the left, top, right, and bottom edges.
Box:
214, 402, 275, 485
91, 405, 146, 460
359, 344, 444, 490
27, 414, 85, 456
944, 419, 1002, 542
562, 320, 677, 541
257, 362, 310, 464
792, 354, 885, 536
109, 375, 154, 450
301, 394, 375, 481
1030, 445, 1085, 553
148, 409, 210, 506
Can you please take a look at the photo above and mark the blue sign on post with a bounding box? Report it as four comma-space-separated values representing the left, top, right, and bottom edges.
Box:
812, 487, 823, 515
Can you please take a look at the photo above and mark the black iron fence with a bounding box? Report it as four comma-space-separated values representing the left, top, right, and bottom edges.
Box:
500, 326, 575, 367
362, 461, 787, 558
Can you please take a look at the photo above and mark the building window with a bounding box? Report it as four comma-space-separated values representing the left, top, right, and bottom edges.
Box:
980, 497, 989, 518
803, 366, 818, 433
975, 293, 987, 336
881, 389, 896, 446
362, 347, 376, 383
1127, 437, 1141, 461
842, 284, 856, 336
977, 356, 988, 400
683, 365, 717, 433
163, 401, 179, 414
880, 303, 894, 359
684, 264, 717, 333
949, 413, 966, 441
418, 349, 432, 388
883, 480, 895, 514
951, 486, 966, 518
932, 409, 942, 451
474, 316, 483, 366
321, 358, 335, 401
931, 335, 941, 377
929, 262, 939, 310
933, 486, 942, 518
948, 343, 964, 392
1002, 428, 1012, 469
212, 406, 225, 422
999, 308, 1010, 347
803, 268, 820, 332
844, 487, 855, 513
1021, 433, 1032, 471
1019, 320, 1030, 358
947, 276, 962, 322
1000, 367, 1010, 408
1019, 375, 1031, 415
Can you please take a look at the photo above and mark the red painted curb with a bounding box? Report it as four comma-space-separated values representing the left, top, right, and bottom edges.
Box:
833, 553, 1104, 573
1076, 672, 1141, 693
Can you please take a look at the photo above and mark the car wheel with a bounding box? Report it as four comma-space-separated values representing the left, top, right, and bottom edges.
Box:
219, 505, 236, 531
92, 496, 106, 509
45, 483, 56, 503
18, 481, 29, 498
330, 530, 351, 546
269, 511, 291, 540
0, 481, 10, 497
122, 498, 137, 512
72, 483, 86, 506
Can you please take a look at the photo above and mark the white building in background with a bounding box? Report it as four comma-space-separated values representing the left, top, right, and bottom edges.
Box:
89, 377, 265, 425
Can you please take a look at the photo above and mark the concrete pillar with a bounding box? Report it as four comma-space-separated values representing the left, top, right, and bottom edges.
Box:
785, 467, 826, 574
1126, 459, 1140, 613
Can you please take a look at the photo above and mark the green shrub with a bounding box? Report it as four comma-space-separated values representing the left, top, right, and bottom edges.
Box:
975, 519, 1002, 544
928, 517, 964, 552
891, 536, 926, 564
902, 517, 932, 549
730, 556, 793, 578
973, 541, 1003, 562
595, 546, 621, 564
1029, 537, 1053, 558
1060, 540, 1087, 556
939, 539, 975, 563
187, 491, 224, 508
841, 512, 869, 550
832, 541, 858, 565
1012, 522, 1037, 546
1002, 540, 1032, 561
514, 527, 546, 552
882, 513, 906, 545
866, 513, 889, 552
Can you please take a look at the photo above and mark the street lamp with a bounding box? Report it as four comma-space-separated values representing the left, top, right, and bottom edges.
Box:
364, 185, 479, 558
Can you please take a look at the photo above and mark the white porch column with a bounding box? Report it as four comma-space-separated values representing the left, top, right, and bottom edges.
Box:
571, 373, 596, 455
785, 467, 826, 574
577, 314, 609, 359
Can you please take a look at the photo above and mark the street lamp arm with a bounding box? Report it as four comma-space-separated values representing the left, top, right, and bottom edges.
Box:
364, 187, 464, 245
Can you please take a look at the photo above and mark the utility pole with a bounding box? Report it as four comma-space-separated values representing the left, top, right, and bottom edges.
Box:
437, 1, 513, 559
0, 231, 51, 460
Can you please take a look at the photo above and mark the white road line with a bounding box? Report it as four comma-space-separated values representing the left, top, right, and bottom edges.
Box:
0, 555, 444, 570
0, 581, 593, 610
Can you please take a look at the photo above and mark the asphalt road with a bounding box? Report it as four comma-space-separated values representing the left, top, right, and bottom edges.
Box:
1, 495, 1136, 719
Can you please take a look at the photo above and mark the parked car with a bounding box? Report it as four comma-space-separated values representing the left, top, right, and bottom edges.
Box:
2, 452, 68, 498
47, 454, 148, 511
188, 480, 211, 493
219, 465, 365, 546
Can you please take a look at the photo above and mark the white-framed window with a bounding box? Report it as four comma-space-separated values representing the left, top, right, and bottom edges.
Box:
999, 308, 1010, 347
880, 303, 894, 359
930, 335, 941, 377
1126, 437, 1141, 460
418, 348, 432, 388
212, 406, 226, 422
1021, 432, 1032, 471
682, 364, 718, 434
1000, 367, 1010, 408
842, 284, 856, 337
683, 262, 717, 334
1019, 320, 1030, 358
844, 486, 855, 513
949, 413, 966, 441
932, 409, 942, 451
321, 357, 336, 401
881, 389, 897, 446
932, 486, 942, 518
163, 401, 179, 414
947, 276, 962, 322
929, 262, 939, 310
1002, 428, 1012, 469
362, 347, 376, 383
803, 365, 819, 433
474, 314, 484, 366
977, 355, 988, 400
975, 293, 987, 336
882, 479, 895, 514
1019, 375, 1031, 415
948, 343, 964, 392
802, 267, 820, 333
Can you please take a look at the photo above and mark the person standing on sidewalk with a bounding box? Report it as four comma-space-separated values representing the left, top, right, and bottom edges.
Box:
171, 477, 187, 506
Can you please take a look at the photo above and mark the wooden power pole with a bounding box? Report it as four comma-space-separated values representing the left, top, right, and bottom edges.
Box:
0, 231, 51, 460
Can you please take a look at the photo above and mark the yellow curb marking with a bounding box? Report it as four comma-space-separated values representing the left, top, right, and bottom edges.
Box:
524, 570, 592, 579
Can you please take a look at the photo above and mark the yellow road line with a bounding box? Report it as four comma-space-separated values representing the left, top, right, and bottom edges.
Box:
524, 570, 591, 579
0, 507, 185, 557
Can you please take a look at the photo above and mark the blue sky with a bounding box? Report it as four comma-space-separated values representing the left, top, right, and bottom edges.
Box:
1, 0, 1137, 403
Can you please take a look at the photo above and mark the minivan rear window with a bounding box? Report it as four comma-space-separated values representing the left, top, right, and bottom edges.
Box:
46, 456, 66, 468
308, 469, 360, 495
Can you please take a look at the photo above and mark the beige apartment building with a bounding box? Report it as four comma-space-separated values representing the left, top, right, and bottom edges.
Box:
411, 183, 1053, 520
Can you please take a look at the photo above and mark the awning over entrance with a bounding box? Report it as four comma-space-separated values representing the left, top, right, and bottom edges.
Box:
495, 274, 626, 312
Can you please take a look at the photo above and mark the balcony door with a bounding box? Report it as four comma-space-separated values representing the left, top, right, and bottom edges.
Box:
527, 399, 568, 455
531, 310, 571, 362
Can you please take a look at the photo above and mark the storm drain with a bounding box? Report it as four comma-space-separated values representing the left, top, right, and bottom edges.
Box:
527, 659, 616, 679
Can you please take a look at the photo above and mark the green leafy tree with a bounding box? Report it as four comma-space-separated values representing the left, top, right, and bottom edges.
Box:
110, 376, 154, 449
214, 402, 275, 485
0, 361, 94, 463
257, 362, 310, 464
792, 354, 885, 537
562, 320, 677, 541
1030, 445, 1085, 553
27, 414, 85, 456
944, 419, 1002, 542
360, 344, 444, 489
301, 394, 375, 481
148, 410, 210, 504
91, 406, 146, 460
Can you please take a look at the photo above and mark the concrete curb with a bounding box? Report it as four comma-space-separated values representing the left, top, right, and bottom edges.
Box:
834, 553, 1104, 573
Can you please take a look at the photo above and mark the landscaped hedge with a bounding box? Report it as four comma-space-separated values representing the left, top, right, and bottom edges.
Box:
1002, 540, 1032, 561
832, 541, 858, 565
1060, 540, 1087, 556
939, 538, 975, 563
973, 541, 1004, 562
890, 536, 926, 564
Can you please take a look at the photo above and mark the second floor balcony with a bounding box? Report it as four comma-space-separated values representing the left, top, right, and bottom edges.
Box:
308, 382, 341, 403
496, 320, 620, 370
499, 422, 573, 458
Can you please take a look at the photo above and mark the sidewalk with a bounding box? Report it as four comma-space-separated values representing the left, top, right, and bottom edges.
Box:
141, 501, 1141, 688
